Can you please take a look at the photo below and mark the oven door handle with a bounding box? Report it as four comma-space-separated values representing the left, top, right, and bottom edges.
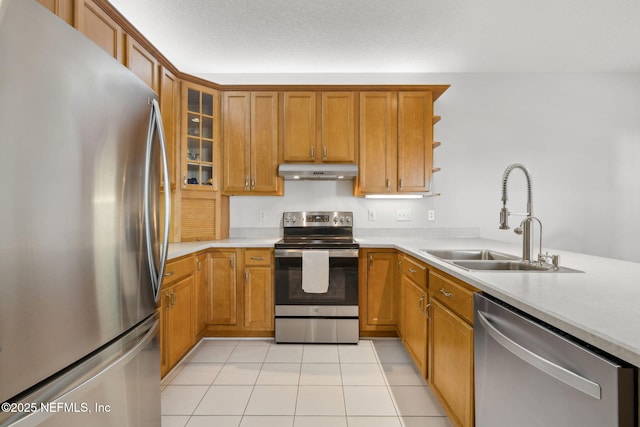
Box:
275, 248, 359, 258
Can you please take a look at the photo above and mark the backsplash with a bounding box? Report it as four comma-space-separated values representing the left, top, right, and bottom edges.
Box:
229, 180, 444, 230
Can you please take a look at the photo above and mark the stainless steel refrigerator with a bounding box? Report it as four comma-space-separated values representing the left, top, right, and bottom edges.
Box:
0, 0, 170, 425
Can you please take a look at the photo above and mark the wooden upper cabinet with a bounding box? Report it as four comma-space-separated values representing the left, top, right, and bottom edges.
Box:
358, 91, 397, 193
397, 91, 433, 192
126, 35, 159, 93
37, 0, 74, 26
222, 92, 251, 193
160, 67, 179, 189
251, 92, 280, 193
222, 91, 280, 195
282, 92, 317, 162
357, 91, 435, 195
75, 0, 124, 63
282, 91, 357, 163
182, 81, 218, 190
321, 92, 357, 163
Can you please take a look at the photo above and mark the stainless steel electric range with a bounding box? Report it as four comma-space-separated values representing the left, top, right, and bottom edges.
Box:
274, 211, 359, 343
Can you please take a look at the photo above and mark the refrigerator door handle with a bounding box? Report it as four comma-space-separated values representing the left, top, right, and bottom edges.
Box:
477, 310, 602, 399
144, 98, 171, 302
1, 316, 159, 426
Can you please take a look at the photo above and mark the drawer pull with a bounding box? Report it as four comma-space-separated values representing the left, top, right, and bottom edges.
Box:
440, 288, 454, 298
164, 271, 175, 277
408, 268, 417, 274
250, 256, 265, 261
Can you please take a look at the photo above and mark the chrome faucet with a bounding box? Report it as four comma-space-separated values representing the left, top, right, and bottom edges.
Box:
499, 163, 534, 261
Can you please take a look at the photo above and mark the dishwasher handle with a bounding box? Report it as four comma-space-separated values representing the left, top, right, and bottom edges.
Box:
477, 310, 602, 400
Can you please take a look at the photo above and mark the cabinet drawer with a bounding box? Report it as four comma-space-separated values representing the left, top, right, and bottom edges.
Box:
245, 249, 272, 266
429, 271, 476, 324
400, 255, 427, 289
163, 255, 195, 285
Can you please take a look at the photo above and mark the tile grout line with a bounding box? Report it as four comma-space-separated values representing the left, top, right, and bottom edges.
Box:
190, 340, 236, 424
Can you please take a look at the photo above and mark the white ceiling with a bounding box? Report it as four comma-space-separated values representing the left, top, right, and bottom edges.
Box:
109, 0, 640, 83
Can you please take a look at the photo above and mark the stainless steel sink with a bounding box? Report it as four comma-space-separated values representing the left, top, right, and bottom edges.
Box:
422, 249, 520, 261
422, 249, 583, 273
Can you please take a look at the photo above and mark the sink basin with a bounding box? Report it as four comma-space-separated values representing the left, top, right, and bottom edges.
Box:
452, 260, 582, 273
422, 249, 583, 273
422, 249, 520, 261
452, 260, 549, 271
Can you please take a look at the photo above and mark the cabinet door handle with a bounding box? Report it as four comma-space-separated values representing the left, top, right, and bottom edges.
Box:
440, 288, 454, 298
310, 146, 315, 159
196, 260, 201, 272
165, 291, 171, 307
386, 178, 390, 191
399, 178, 403, 190
251, 176, 255, 190
323, 146, 327, 159
245, 176, 249, 189
424, 302, 431, 320
230, 257, 234, 268
183, 175, 187, 186
250, 256, 264, 261
369, 255, 373, 270
164, 271, 175, 277
171, 290, 176, 306
245, 271, 249, 284
418, 295, 425, 312
408, 268, 417, 274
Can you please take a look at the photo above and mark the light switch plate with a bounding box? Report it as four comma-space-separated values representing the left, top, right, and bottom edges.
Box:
428, 210, 435, 221
396, 209, 411, 221
368, 209, 376, 221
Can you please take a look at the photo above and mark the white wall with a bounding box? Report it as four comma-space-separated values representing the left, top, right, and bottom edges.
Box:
229, 73, 640, 262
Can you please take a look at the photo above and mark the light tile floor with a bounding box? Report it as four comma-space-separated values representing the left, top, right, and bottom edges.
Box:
161, 338, 452, 427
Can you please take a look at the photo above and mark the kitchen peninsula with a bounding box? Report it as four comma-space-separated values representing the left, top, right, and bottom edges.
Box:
166, 234, 640, 426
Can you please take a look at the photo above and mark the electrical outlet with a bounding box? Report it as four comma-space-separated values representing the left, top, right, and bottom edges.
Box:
428, 210, 436, 221
259, 210, 267, 222
396, 209, 412, 221
368, 209, 376, 221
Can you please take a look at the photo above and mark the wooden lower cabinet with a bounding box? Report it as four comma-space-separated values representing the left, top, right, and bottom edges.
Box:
428, 269, 478, 427
243, 249, 274, 331
204, 248, 274, 336
209, 250, 238, 326
401, 275, 428, 376
429, 299, 474, 427
359, 249, 397, 335
160, 255, 196, 377
195, 252, 210, 336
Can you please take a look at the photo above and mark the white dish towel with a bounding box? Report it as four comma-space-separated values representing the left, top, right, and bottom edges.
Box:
302, 250, 330, 293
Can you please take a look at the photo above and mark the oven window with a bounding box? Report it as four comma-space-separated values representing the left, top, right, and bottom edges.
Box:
275, 256, 358, 305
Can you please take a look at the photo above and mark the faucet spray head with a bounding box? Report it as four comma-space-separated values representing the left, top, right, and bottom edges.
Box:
499, 206, 510, 230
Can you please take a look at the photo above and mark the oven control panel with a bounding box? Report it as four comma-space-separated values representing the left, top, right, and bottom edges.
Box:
283, 211, 353, 227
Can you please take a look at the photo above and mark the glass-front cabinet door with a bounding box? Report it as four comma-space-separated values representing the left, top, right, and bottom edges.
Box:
182, 82, 218, 190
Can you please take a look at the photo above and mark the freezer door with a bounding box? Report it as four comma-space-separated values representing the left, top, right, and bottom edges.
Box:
0, 0, 167, 402
0, 314, 160, 427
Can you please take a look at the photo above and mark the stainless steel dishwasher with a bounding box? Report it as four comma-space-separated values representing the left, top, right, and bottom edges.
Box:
474, 293, 636, 427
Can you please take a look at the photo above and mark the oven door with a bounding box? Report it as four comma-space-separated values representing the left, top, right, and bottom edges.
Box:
274, 248, 359, 306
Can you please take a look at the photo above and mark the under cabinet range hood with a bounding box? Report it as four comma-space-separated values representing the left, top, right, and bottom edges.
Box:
278, 163, 358, 180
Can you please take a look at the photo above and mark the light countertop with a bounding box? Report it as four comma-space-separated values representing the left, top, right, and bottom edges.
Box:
168, 236, 640, 367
